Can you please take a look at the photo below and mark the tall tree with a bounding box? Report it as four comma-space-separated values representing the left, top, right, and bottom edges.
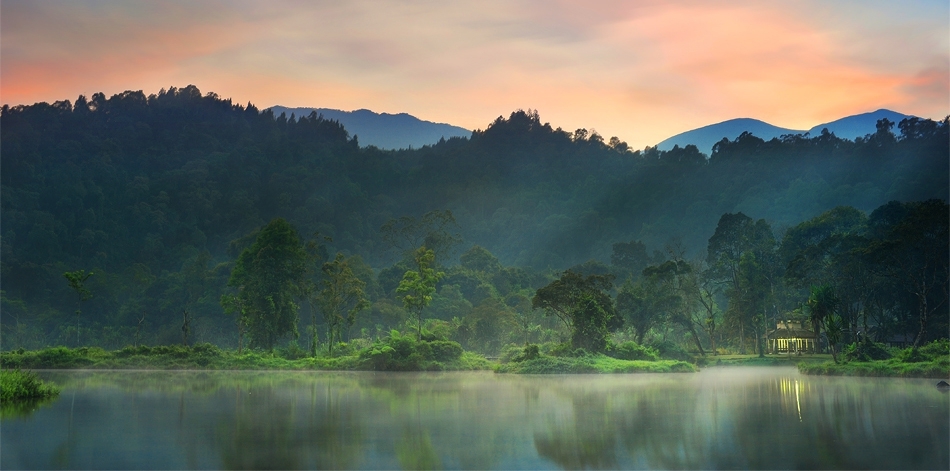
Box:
63, 270, 94, 346
706, 213, 775, 353
315, 253, 370, 356
865, 200, 950, 349
223, 218, 309, 350
807, 285, 841, 362
397, 247, 444, 340
532, 270, 620, 351
616, 280, 652, 344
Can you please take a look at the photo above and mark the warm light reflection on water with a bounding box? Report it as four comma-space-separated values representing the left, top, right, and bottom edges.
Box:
2, 368, 947, 469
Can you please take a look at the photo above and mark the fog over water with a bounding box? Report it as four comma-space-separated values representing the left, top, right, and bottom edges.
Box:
3, 368, 947, 470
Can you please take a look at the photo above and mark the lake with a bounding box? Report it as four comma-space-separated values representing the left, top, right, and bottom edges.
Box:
2, 367, 947, 470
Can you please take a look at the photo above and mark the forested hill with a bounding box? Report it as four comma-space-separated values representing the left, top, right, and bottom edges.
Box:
2, 86, 947, 346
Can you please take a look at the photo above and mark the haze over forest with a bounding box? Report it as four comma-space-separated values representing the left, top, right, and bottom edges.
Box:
1, 86, 947, 353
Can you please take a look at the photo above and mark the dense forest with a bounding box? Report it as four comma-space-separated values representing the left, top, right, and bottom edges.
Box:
2, 85, 947, 355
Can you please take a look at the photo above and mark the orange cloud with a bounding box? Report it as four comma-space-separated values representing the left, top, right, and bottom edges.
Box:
2, 0, 946, 148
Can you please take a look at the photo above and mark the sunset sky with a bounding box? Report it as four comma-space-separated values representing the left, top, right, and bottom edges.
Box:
2, 0, 947, 148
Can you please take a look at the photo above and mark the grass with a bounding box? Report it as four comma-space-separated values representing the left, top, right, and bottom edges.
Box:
706, 354, 833, 367
0, 337, 494, 372
1, 369, 61, 418
797, 339, 950, 378
0, 369, 60, 401
494, 352, 697, 374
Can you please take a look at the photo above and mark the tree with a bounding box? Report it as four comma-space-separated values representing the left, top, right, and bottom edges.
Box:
397, 247, 445, 340
223, 218, 309, 350
63, 270, 94, 346
381, 210, 462, 266
315, 253, 370, 356
865, 200, 949, 349
707, 213, 776, 353
644, 259, 711, 356
610, 240, 650, 280
532, 270, 620, 352
616, 280, 652, 344
807, 285, 840, 362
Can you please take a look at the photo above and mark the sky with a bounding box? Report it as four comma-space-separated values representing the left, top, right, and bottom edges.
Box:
2, 0, 947, 148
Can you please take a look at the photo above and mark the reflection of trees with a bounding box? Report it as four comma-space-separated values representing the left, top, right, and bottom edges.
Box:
396, 426, 440, 470
15, 370, 947, 470
0, 396, 59, 419
534, 393, 618, 469
218, 393, 299, 470
217, 378, 363, 470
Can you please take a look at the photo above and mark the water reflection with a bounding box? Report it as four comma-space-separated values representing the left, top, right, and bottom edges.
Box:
1, 369, 946, 469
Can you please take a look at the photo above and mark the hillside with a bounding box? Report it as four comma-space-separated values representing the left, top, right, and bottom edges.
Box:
806, 109, 912, 140
269, 106, 470, 150
656, 109, 919, 155
1, 86, 947, 349
657, 118, 805, 155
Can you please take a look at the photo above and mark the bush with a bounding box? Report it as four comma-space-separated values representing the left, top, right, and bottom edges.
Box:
500, 344, 541, 363
278, 342, 308, 360
844, 340, 892, 362
429, 340, 463, 362
648, 340, 693, 362
545, 342, 574, 358
606, 341, 660, 361
356, 333, 464, 370
918, 338, 950, 360
499, 344, 525, 363
0, 369, 59, 402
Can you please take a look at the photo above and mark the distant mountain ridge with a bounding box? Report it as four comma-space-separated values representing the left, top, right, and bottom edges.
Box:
269, 106, 471, 150
657, 109, 915, 155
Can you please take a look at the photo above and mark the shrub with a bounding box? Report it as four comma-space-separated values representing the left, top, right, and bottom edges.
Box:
278, 342, 308, 360
648, 340, 693, 361
499, 344, 525, 363
0, 369, 59, 402
500, 344, 541, 363
428, 340, 463, 362
844, 340, 892, 362
546, 342, 574, 358
918, 338, 950, 361
606, 341, 660, 361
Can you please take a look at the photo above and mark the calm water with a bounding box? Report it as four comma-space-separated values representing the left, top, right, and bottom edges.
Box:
2, 367, 947, 470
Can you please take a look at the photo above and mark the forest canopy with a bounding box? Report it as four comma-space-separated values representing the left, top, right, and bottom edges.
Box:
2, 86, 947, 354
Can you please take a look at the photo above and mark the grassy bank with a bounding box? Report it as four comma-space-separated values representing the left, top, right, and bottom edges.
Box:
495, 354, 697, 374
706, 354, 832, 367
0, 369, 60, 402
798, 340, 950, 378
0, 336, 492, 372
1, 369, 62, 419
493, 344, 698, 374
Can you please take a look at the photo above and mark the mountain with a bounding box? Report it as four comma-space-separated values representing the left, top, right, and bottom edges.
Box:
656, 109, 917, 156
806, 109, 912, 141
657, 118, 805, 155
269, 106, 470, 150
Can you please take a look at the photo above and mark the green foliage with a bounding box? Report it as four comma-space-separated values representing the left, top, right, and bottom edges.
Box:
0, 369, 60, 402
843, 340, 892, 362
3, 88, 949, 360
532, 270, 619, 352
224, 218, 309, 350
494, 353, 697, 374
500, 343, 542, 363
314, 253, 370, 356
800, 339, 950, 378
357, 333, 468, 371
397, 247, 445, 340
605, 341, 660, 361
647, 340, 694, 362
